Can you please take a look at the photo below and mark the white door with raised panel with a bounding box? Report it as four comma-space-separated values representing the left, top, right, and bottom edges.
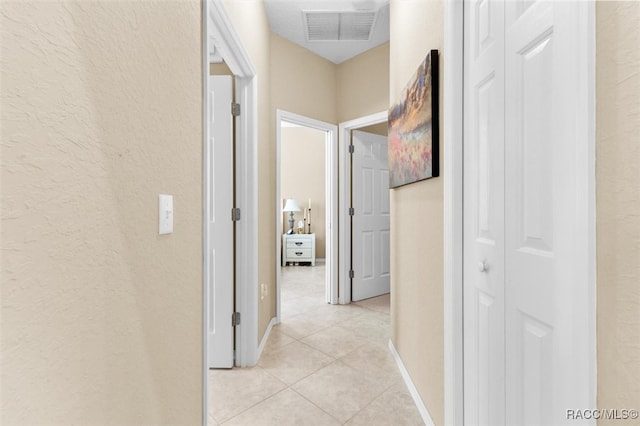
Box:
464, 1, 593, 424
351, 130, 390, 301
504, 2, 593, 423
207, 75, 234, 368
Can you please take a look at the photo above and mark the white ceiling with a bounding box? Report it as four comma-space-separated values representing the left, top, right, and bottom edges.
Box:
264, 0, 390, 64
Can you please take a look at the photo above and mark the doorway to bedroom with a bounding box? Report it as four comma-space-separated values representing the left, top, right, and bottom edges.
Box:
279, 119, 327, 325
275, 111, 337, 328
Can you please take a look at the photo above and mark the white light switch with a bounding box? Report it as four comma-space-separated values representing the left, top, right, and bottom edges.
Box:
159, 194, 174, 235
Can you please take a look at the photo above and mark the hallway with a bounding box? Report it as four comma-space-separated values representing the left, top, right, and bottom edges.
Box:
208, 265, 422, 425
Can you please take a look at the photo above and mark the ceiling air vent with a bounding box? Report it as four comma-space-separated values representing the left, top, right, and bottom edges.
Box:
304, 11, 377, 42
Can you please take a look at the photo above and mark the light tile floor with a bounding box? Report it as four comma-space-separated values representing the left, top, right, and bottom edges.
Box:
208, 264, 423, 425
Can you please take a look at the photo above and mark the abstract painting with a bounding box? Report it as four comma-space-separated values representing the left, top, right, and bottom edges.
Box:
388, 49, 439, 188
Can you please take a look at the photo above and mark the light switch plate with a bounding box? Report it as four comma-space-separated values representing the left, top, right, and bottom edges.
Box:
159, 194, 173, 235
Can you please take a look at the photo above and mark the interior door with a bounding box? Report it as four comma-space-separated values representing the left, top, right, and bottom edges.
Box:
351, 130, 390, 301
207, 75, 234, 368
464, 1, 593, 424
504, 2, 591, 423
463, 0, 506, 424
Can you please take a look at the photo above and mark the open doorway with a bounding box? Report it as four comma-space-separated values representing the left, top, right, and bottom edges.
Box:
274, 110, 338, 327
279, 121, 327, 322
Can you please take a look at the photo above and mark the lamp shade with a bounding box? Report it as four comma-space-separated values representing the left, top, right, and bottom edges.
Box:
283, 198, 301, 212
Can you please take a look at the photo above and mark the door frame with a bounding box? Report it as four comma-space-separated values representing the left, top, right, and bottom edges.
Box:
338, 111, 387, 304
443, 1, 597, 424
443, 2, 464, 424
275, 109, 338, 320
203, 1, 259, 424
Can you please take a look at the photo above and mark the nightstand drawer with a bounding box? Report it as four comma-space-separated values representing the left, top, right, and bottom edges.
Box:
286, 238, 312, 249
286, 248, 312, 260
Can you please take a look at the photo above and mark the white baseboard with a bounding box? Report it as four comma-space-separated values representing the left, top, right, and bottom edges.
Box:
256, 317, 277, 361
388, 339, 435, 426
315, 258, 326, 264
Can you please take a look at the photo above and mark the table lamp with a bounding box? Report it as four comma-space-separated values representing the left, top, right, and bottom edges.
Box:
283, 199, 301, 234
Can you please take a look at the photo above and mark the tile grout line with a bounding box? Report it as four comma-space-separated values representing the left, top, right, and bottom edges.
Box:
232, 355, 345, 424
288, 376, 344, 425
218, 386, 291, 425
259, 342, 338, 387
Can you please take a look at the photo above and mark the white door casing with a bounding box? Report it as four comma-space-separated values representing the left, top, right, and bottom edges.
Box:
463, 0, 505, 423
463, 1, 595, 424
351, 130, 391, 301
207, 75, 234, 368
443, 2, 465, 424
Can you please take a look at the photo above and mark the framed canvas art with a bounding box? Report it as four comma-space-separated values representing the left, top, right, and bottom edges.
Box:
388, 49, 439, 188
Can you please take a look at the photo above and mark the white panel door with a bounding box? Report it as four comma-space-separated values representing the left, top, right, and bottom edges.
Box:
351, 130, 390, 301
504, 2, 591, 424
463, 0, 506, 424
464, 1, 592, 424
207, 75, 234, 368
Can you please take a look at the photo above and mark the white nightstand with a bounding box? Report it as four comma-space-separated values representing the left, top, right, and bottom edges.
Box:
282, 233, 316, 266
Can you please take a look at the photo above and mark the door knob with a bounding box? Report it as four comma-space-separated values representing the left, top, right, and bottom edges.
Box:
478, 261, 488, 272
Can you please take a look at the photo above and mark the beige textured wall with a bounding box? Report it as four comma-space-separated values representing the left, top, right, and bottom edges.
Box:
281, 127, 327, 258
271, 34, 338, 124
223, 0, 275, 342
337, 43, 390, 122
1, 1, 202, 424
389, 1, 445, 424
596, 2, 640, 421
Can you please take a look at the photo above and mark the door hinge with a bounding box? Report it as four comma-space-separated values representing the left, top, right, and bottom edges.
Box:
231, 208, 241, 221
232, 312, 241, 326
231, 102, 241, 116
349, 270, 354, 279
348, 207, 355, 216
348, 145, 354, 154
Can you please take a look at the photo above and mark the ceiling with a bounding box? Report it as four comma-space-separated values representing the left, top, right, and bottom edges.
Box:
264, 0, 390, 64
